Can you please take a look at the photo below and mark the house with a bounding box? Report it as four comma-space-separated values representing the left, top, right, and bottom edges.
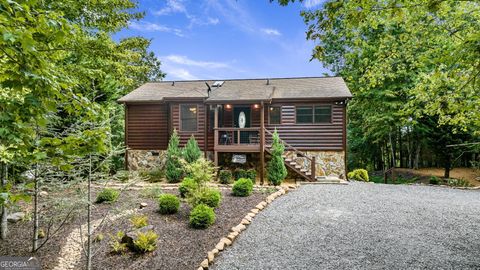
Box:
118, 77, 352, 183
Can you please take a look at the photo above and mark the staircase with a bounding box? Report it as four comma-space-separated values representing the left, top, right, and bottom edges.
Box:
264, 129, 343, 183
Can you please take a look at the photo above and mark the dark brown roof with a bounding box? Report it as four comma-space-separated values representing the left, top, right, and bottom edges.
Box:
118, 77, 352, 103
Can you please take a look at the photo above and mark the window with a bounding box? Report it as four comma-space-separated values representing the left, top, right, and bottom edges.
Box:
296, 105, 331, 124
180, 104, 197, 131
269, 106, 281, 124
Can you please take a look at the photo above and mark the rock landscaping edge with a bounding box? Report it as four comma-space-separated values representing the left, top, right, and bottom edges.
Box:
196, 184, 299, 270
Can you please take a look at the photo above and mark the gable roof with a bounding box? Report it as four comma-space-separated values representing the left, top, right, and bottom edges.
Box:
117, 77, 352, 103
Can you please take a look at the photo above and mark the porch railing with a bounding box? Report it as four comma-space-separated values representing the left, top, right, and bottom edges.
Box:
215, 127, 261, 146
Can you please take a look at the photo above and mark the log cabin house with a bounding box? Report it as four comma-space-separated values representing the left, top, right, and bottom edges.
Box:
118, 77, 352, 183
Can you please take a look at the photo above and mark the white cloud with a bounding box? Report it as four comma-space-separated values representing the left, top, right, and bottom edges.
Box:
154, 0, 186, 16
129, 21, 184, 37
261, 28, 281, 36
164, 55, 230, 69
303, 0, 326, 8
166, 68, 199, 80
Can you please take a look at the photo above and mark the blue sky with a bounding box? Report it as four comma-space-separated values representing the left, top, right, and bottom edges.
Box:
115, 0, 330, 81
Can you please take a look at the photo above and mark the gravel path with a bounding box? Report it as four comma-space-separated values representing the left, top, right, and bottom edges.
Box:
212, 183, 480, 270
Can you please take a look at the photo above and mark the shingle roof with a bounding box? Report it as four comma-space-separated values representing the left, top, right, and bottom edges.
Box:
117, 77, 352, 103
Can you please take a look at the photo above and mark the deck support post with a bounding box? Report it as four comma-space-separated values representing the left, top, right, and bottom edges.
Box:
311, 156, 316, 181
214, 105, 219, 167
260, 102, 265, 185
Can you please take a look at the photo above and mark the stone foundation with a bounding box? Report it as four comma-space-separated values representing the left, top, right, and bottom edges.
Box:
284, 150, 345, 179
127, 150, 168, 171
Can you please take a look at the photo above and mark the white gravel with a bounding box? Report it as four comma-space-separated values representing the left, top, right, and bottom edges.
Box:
212, 182, 480, 270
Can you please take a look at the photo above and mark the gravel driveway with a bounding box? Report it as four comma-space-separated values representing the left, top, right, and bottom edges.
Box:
212, 183, 480, 270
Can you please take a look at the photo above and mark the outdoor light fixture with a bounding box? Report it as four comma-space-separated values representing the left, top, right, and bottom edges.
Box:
189, 107, 197, 113
253, 104, 260, 109
225, 104, 232, 109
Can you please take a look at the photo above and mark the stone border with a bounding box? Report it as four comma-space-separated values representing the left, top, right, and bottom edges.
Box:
197, 184, 299, 270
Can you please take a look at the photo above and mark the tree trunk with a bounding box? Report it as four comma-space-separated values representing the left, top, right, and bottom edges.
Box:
389, 132, 395, 168
1, 163, 8, 240
87, 155, 92, 270
32, 163, 39, 252
414, 145, 420, 170
444, 152, 451, 179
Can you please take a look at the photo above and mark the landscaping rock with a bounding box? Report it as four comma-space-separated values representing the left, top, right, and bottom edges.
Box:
221, 237, 232, 246
212, 248, 219, 256
201, 259, 209, 268
247, 212, 256, 218
207, 251, 214, 263
139, 202, 148, 209
227, 233, 236, 241
251, 208, 259, 214
241, 218, 250, 225
244, 215, 252, 222
39, 191, 48, 197
121, 225, 155, 249
7, 212, 25, 223
215, 241, 225, 251
255, 203, 264, 210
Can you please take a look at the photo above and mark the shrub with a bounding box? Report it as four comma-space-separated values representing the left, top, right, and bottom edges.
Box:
232, 178, 253, 197
142, 167, 164, 182
348, 169, 369, 181
267, 129, 287, 186
429, 176, 440, 185
183, 158, 215, 186
115, 170, 130, 182
96, 188, 119, 203
183, 135, 202, 163
233, 168, 247, 180
189, 204, 215, 229
166, 129, 184, 183
190, 188, 222, 208
179, 177, 197, 198
245, 169, 257, 182
158, 194, 180, 214
110, 231, 127, 254
93, 233, 104, 242
130, 215, 148, 229
133, 230, 158, 253
446, 178, 471, 187
141, 186, 163, 199
218, 170, 233, 184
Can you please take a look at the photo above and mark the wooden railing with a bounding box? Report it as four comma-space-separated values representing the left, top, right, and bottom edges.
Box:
264, 128, 316, 181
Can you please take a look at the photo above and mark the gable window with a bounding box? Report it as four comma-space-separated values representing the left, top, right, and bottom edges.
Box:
269, 106, 281, 125
296, 105, 331, 124
180, 104, 198, 131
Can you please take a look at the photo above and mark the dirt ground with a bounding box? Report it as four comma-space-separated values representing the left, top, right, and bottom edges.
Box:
395, 167, 480, 187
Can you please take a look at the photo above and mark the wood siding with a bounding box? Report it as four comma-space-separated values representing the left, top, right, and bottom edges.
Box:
171, 103, 207, 148
265, 102, 345, 150
126, 104, 168, 150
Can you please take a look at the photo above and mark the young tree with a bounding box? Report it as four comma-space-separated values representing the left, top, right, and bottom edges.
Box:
267, 130, 287, 186
183, 135, 202, 163
165, 130, 183, 183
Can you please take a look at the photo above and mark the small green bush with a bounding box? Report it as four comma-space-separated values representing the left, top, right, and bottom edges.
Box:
267, 130, 287, 186
191, 188, 222, 208
245, 169, 257, 182
183, 135, 202, 163
446, 178, 471, 187
133, 230, 158, 253
130, 215, 148, 229
141, 186, 163, 199
429, 176, 440, 185
158, 194, 180, 214
218, 170, 233, 184
115, 170, 130, 182
233, 168, 247, 180
189, 204, 215, 229
179, 177, 197, 198
110, 231, 127, 254
232, 178, 253, 197
347, 169, 369, 182
166, 129, 184, 183
96, 188, 120, 203
145, 167, 165, 182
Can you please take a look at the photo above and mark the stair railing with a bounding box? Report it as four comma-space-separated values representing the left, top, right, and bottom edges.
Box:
264, 128, 316, 181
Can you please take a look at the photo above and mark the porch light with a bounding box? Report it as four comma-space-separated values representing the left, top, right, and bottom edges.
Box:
225, 104, 232, 109
253, 104, 260, 109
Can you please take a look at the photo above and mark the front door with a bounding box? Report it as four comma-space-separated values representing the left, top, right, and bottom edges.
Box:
233, 106, 251, 143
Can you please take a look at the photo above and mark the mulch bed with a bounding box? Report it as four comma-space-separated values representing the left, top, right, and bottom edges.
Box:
76, 188, 270, 270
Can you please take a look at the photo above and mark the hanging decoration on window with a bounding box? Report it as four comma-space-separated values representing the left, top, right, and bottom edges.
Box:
239, 111, 246, 128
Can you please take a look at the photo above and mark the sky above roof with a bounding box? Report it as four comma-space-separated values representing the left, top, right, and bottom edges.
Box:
114, 0, 330, 81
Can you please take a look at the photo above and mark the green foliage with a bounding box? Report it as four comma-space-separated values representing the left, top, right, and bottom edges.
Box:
347, 169, 369, 182
110, 231, 127, 254
93, 233, 104, 243
183, 158, 215, 187
133, 230, 158, 253
232, 178, 253, 197
429, 176, 440, 185
190, 188, 222, 208
141, 186, 163, 199
165, 130, 184, 183
267, 130, 287, 186
179, 177, 197, 198
140, 167, 164, 183
218, 170, 233, 184
158, 194, 180, 214
183, 135, 202, 163
95, 188, 119, 203
115, 170, 130, 183
245, 169, 257, 182
130, 215, 148, 229
446, 178, 472, 188
233, 169, 247, 180
189, 204, 215, 229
